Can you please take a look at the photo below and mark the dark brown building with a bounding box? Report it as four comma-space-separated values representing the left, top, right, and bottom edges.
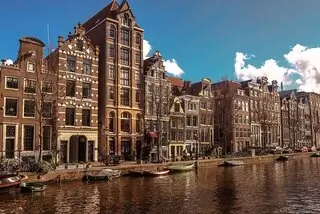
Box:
213, 80, 250, 153
83, 0, 144, 160
0, 37, 54, 160
46, 24, 100, 163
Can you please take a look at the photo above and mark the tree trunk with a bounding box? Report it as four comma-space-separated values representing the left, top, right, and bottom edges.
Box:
38, 127, 43, 162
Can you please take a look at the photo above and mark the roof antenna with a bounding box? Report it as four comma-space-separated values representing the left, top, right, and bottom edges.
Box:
47, 24, 51, 55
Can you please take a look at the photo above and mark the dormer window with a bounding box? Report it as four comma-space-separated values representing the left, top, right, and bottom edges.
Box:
76, 39, 83, 51
27, 62, 35, 72
174, 103, 180, 112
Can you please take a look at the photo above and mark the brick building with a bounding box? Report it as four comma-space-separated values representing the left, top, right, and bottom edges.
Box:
143, 51, 171, 160
82, 0, 144, 160
0, 37, 55, 160
213, 80, 250, 153
46, 24, 100, 163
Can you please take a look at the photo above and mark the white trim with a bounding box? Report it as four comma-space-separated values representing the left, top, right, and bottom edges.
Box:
4, 97, 18, 118
22, 124, 36, 152
22, 99, 36, 118
27, 62, 36, 72
4, 76, 19, 90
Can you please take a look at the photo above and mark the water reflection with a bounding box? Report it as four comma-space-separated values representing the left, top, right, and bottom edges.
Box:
2, 156, 320, 213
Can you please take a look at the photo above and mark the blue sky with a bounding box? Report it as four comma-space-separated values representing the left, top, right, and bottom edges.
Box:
2, 0, 320, 91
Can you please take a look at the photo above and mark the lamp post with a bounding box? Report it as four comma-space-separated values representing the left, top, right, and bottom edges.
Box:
194, 132, 199, 168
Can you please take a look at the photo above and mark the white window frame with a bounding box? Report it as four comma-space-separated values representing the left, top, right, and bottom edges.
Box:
27, 62, 35, 72
5, 76, 19, 90
4, 97, 18, 118
22, 124, 35, 152
41, 81, 53, 94
23, 99, 36, 118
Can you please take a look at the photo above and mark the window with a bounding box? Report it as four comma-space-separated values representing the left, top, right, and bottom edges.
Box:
120, 88, 130, 106
178, 131, 183, 141
120, 69, 130, 86
135, 33, 141, 46
186, 131, 191, 140
109, 44, 115, 58
24, 79, 36, 94
171, 119, 177, 128
136, 90, 140, 103
67, 56, 76, 72
42, 81, 52, 93
122, 14, 130, 26
27, 62, 35, 72
135, 71, 140, 87
24, 100, 35, 117
120, 48, 130, 65
82, 83, 91, 98
186, 116, 191, 126
121, 28, 130, 46
23, 125, 34, 151
109, 25, 116, 38
174, 103, 180, 112
207, 102, 212, 110
82, 109, 91, 126
65, 108, 75, 126
136, 114, 141, 133
147, 101, 153, 114
6, 77, 19, 89
200, 101, 205, 109
76, 39, 83, 51
192, 116, 198, 126
109, 112, 115, 132
83, 59, 92, 75
121, 112, 131, 132
109, 86, 115, 100
171, 132, 176, 141
109, 64, 115, 79
201, 115, 206, 125
5, 125, 15, 158
5, 98, 18, 117
43, 126, 51, 150
135, 51, 141, 64
66, 80, 76, 97
42, 102, 52, 118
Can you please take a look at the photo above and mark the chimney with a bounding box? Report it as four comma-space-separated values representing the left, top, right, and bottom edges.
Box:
183, 80, 191, 89
58, 36, 64, 47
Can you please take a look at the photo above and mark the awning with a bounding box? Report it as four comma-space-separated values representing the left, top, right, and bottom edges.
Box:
148, 132, 158, 138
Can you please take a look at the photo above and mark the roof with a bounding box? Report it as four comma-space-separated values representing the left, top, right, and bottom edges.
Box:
167, 76, 184, 88
279, 89, 297, 98
188, 81, 202, 96
19, 37, 45, 47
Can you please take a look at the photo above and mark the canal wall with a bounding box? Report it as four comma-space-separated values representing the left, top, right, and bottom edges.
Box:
22, 152, 310, 183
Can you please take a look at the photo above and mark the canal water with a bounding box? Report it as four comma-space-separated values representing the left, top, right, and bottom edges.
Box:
1, 156, 320, 214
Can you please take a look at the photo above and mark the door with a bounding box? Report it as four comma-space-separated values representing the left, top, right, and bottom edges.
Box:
60, 141, 67, 163
88, 141, 94, 162
78, 136, 87, 162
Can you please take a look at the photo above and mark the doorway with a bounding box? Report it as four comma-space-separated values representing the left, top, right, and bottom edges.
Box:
69, 135, 87, 163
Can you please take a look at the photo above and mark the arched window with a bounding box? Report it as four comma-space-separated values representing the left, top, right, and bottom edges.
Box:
136, 114, 141, 133
109, 112, 115, 132
121, 112, 131, 132
135, 33, 141, 46
109, 25, 116, 39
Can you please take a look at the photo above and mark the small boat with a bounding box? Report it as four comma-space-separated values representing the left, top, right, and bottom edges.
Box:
310, 153, 320, 158
127, 170, 144, 177
276, 156, 289, 161
84, 169, 122, 181
143, 170, 170, 177
20, 182, 46, 193
166, 163, 195, 173
0, 174, 25, 192
218, 160, 245, 167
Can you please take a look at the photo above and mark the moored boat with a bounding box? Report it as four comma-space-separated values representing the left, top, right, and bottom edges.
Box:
84, 175, 109, 181
218, 160, 245, 167
310, 153, 320, 158
166, 163, 195, 173
101, 169, 121, 179
127, 170, 144, 177
143, 170, 170, 177
276, 156, 289, 161
0, 175, 25, 192
20, 182, 46, 193
84, 169, 122, 181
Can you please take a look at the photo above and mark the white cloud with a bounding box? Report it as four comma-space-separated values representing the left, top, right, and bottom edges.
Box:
234, 44, 320, 93
143, 39, 152, 60
2, 59, 14, 65
143, 39, 184, 77
163, 59, 184, 77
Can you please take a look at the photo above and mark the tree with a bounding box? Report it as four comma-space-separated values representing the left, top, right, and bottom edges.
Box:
25, 56, 63, 163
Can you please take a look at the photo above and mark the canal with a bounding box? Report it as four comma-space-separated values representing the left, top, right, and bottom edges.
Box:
1, 156, 320, 214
